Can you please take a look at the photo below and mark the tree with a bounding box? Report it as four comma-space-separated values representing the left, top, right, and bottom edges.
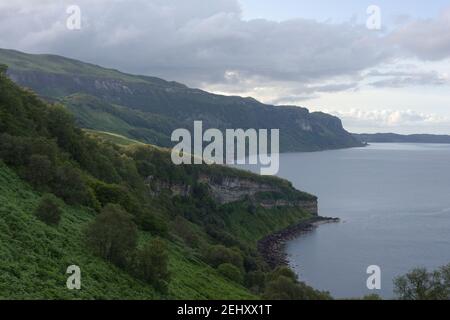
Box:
0, 64, 7, 76
204, 245, 244, 269
172, 215, 199, 247
132, 238, 170, 291
86, 204, 138, 267
34, 194, 62, 226
266, 266, 297, 282
53, 163, 90, 205
27, 154, 53, 189
263, 266, 331, 300
394, 265, 450, 300
245, 270, 267, 294
217, 263, 243, 284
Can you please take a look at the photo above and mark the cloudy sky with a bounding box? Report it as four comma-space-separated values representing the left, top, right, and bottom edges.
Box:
1, 0, 450, 133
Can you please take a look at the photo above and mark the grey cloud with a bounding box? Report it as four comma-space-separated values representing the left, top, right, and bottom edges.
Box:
0, 0, 389, 87
0, 0, 448, 101
367, 70, 449, 88
389, 7, 450, 61
270, 82, 359, 105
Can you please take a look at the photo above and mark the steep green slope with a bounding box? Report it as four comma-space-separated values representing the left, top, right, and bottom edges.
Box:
0, 48, 363, 152
0, 67, 328, 299
0, 163, 255, 299
0, 163, 157, 299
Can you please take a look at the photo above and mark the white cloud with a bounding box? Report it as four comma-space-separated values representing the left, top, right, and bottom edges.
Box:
366, 69, 449, 88
328, 108, 450, 129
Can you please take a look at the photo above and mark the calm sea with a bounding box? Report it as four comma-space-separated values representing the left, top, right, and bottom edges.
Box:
242, 143, 450, 298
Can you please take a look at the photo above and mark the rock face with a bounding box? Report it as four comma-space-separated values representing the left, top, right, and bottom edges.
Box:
145, 174, 318, 216
259, 200, 318, 215
197, 175, 276, 204
145, 176, 192, 197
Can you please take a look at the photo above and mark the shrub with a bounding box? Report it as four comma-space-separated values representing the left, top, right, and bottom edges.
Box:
34, 193, 62, 226
204, 245, 244, 269
85, 204, 138, 267
394, 264, 450, 300
132, 238, 170, 292
0, 134, 32, 166
138, 211, 168, 237
53, 163, 90, 205
27, 154, 53, 189
263, 267, 331, 300
266, 266, 297, 282
172, 215, 199, 247
245, 270, 267, 293
0, 64, 7, 75
217, 263, 243, 284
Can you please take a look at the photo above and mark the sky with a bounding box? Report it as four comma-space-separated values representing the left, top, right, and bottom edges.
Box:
0, 0, 449, 134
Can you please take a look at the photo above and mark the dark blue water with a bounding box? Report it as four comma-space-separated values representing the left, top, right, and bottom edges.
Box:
243, 143, 450, 298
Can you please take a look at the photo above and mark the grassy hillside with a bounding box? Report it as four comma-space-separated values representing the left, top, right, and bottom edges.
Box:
0, 67, 330, 299
0, 48, 363, 152
0, 162, 256, 299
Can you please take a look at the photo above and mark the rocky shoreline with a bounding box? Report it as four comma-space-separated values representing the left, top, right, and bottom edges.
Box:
258, 216, 340, 268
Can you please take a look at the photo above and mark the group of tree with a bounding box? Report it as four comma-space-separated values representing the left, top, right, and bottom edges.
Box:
0, 72, 171, 292
394, 264, 450, 300
262, 267, 332, 300
85, 204, 170, 291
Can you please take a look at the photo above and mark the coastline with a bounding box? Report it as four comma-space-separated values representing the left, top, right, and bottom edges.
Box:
258, 216, 340, 268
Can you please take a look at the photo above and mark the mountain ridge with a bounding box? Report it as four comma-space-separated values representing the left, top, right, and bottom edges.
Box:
0, 48, 363, 152
353, 133, 450, 144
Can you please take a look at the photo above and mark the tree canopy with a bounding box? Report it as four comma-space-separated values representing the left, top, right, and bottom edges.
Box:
0, 64, 7, 75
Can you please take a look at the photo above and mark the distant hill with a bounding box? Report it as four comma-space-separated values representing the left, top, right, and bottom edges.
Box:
0, 48, 363, 152
354, 133, 450, 144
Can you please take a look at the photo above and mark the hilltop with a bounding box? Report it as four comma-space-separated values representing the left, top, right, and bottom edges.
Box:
0, 48, 363, 152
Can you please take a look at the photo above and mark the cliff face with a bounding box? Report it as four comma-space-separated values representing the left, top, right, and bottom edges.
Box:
146, 174, 318, 216
197, 175, 277, 204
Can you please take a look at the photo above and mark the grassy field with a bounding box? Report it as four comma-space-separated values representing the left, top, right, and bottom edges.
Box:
83, 129, 145, 146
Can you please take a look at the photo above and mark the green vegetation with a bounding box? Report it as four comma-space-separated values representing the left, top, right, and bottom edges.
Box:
0, 49, 147, 82
218, 263, 244, 284
131, 238, 170, 292
263, 267, 331, 300
34, 194, 63, 226
394, 264, 450, 300
84, 129, 146, 146
0, 73, 326, 299
0, 64, 7, 75
86, 204, 138, 268
0, 162, 255, 299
